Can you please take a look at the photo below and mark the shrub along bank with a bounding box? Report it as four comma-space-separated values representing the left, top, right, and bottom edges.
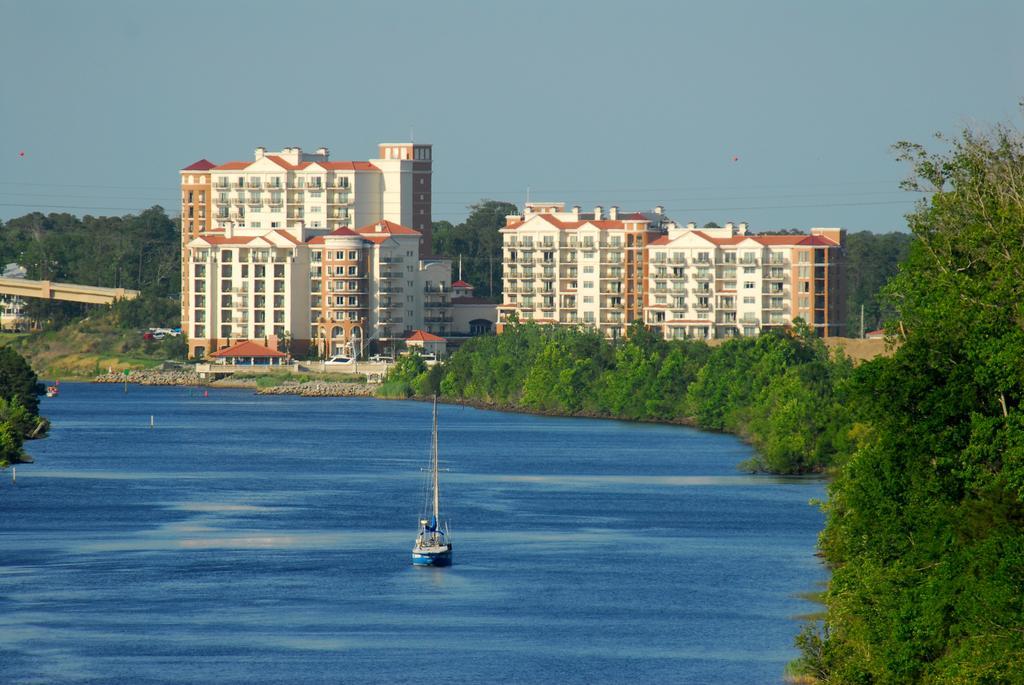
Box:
0, 346, 48, 467
384, 319, 857, 475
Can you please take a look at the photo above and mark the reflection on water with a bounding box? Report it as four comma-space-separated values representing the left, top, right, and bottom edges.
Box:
2, 384, 827, 684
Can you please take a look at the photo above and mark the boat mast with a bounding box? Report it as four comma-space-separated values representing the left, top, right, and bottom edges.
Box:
432, 395, 440, 523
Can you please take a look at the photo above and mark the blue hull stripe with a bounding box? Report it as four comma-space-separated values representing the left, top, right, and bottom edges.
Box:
412, 550, 453, 567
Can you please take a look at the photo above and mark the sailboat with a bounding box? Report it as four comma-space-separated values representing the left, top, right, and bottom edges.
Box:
412, 396, 453, 567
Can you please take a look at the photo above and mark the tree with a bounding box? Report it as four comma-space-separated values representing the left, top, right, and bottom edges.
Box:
805, 122, 1024, 682
431, 199, 519, 300
0, 346, 43, 415
842, 230, 913, 335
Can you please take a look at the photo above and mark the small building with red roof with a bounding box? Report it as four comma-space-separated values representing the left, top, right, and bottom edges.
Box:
405, 329, 447, 358
209, 339, 290, 365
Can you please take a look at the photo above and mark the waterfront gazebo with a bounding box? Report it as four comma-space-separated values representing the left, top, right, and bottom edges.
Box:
405, 330, 447, 358
209, 340, 290, 366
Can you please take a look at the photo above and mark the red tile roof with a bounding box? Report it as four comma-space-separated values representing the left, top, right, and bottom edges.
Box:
265, 155, 299, 170
322, 161, 379, 171
507, 214, 641, 231
653, 230, 842, 248
452, 280, 472, 288
196, 235, 257, 245
355, 219, 421, 236
306, 227, 361, 244
210, 340, 288, 358
407, 330, 446, 342
273, 230, 301, 245
214, 161, 251, 171
182, 159, 217, 171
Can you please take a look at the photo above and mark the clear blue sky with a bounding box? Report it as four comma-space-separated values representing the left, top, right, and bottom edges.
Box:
1, 0, 1022, 232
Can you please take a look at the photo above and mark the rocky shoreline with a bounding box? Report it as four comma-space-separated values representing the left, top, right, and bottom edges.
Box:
256, 382, 375, 398
93, 369, 202, 386
91, 369, 376, 398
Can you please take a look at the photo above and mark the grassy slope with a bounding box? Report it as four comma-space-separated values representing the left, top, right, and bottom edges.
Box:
6, 314, 181, 380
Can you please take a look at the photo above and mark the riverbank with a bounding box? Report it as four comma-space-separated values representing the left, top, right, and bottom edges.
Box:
94, 369, 201, 385
90, 369, 376, 398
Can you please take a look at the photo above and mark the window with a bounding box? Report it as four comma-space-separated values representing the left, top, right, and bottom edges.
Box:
743, 266, 755, 274
799, 251, 810, 263
582, 281, 594, 289
583, 295, 594, 304
194, 325, 205, 337
250, 222, 261, 228
348, 266, 357, 275
348, 251, 357, 260
744, 282, 755, 289
798, 266, 811, 278
221, 250, 233, 262
583, 265, 594, 274
312, 251, 322, 262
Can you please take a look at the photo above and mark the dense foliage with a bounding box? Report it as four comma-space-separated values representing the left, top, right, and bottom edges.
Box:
396, 320, 855, 474
842, 231, 913, 336
0, 206, 180, 294
0, 346, 46, 467
794, 126, 1024, 681
432, 200, 518, 300
0, 206, 180, 325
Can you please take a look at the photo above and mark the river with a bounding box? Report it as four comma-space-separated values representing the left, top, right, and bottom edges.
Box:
0, 383, 826, 684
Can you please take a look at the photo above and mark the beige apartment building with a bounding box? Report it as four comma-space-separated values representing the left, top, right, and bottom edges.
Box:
498, 203, 845, 339
645, 223, 845, 339
498, 203, 669, 339
180, 144, 450, 359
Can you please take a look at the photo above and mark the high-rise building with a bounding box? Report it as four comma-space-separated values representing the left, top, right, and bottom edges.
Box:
644, 223, 845, 339
498, 203, 845, 339
498, 202, 670, 339
179, 144, 449, 359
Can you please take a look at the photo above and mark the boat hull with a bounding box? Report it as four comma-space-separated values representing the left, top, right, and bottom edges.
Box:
412, 547, 452, 567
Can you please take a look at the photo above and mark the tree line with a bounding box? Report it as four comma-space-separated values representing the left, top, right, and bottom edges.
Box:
0, 206, 180, 325
383, 319, 855, 474
0, 347, 46, 467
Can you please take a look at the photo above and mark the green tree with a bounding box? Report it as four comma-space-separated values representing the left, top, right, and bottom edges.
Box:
432, 199, 518, 299
0, 345, 43, 415
804, 122, 1024, 682
842, 230, 913, 336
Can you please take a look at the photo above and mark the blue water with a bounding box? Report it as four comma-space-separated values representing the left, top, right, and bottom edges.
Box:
0, 383, 826, 684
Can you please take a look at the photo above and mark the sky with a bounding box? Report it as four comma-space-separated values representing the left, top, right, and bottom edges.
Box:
1, 0, 1022, 232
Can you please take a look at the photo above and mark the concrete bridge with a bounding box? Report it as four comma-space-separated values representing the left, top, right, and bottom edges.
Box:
0, 277, 140, 305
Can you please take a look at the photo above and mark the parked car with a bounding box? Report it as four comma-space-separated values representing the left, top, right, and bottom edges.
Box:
368, 354, 394, 364
324, 356, 355, 366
